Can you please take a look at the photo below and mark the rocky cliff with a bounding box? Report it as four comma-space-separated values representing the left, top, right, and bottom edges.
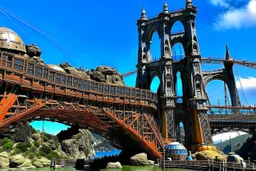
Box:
0, 123, 114, 169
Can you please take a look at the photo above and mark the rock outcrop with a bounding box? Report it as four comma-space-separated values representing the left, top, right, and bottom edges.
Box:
61, 129, 95, 159
39, 157, 51, 167
32, 159, 43, 168
91, 66, 124, 86
10, 154, 25, 168
194, 150, 227, 161
130, 153, 155, 166
19, 159, 36, 169
26, 44, 42, 57
0, 124, 114, 169
0, 124, 32, 142
106, 162, 122, 169
0, 152, 10, 168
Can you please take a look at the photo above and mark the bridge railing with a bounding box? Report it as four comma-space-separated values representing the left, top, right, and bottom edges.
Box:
209, 114, 256, 120
0, 51, 158, 105
159, 160, 256, 170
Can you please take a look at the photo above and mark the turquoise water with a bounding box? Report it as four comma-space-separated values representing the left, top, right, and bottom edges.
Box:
92, 149, 121, 159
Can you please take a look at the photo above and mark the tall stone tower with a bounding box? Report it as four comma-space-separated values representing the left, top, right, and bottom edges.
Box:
136, 0, 215, 152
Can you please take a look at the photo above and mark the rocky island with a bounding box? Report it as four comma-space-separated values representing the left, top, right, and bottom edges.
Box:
0, 124, 114, 169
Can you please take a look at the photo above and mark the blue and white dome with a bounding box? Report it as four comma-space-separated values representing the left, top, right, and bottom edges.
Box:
164, 142, 188, 160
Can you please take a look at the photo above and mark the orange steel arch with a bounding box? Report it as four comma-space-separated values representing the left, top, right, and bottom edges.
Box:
0, 94, 164, 159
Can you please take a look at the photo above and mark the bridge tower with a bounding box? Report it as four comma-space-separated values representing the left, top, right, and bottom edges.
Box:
223, 45, 241, 107
136, 0, 215, 152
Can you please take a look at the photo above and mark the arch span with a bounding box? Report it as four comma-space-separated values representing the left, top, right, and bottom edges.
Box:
0, 95, 164, 159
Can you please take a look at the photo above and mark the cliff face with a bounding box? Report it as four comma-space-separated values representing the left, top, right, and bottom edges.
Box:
0, 124, 114, 169
61, 130, 95, 159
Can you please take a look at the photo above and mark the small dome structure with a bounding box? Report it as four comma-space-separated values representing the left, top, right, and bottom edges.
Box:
0, 27, 26, 53
47, 64, 66, 73
164, 142, 188, 160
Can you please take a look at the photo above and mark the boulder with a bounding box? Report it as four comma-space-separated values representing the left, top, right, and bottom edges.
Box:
89, 66, 124, 86
26, 44, 42, 57
148, 160, 155, 165
32, 159, 43, 168
194, 150, 227, 161
0, 152, 10, 168
19, 159, 36, 169
130, 153, 154, 166
10, 154, 25, 167
55, 165, 62, 169
106, 162, 122, 169
39, 157, 50, 167
90, 71, 105, 82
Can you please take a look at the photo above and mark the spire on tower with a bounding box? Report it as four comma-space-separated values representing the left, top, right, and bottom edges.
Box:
141, 7, 147, 21
225, 44, 232, 60
186, 0, 193, 8
163, 1, 168, 14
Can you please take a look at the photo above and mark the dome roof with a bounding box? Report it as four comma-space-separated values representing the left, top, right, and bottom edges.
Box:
165, 142, 187, 150
47, 64, 66, 73
0, 27, 26, 53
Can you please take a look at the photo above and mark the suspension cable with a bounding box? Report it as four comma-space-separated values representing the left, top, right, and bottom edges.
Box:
0, 8, 56, 60
0, 7, 77, 66
0, 8, 34, 43
234, 65, 249, 106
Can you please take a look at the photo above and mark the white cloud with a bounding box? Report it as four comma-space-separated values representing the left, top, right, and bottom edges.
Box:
210, 0, 230, 8
235, 76, 256, 89
212, 0, 256, 29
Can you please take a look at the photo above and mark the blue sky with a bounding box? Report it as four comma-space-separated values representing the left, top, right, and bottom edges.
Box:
1, 0, 256, 134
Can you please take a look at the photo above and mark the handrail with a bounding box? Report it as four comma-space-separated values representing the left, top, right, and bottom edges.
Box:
0, 51, 158, 104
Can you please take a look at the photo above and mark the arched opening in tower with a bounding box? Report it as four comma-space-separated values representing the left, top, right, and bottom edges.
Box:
177, 122, 185, 145
206, 80, 232, 113
171, 21, 184, 34
150, 76, 160, 93
172, 43, 185, 61
175, 72, 183, 103
149, 31, 161, 61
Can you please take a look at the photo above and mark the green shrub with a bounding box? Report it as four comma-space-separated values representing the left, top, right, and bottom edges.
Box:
29, 146, 37, 153
28, 153, 35, 159
35, 153, 42, 159
34, 141, 40, 148
2, 137, 12, 144
12, 147, 21, 155
0, 147, 4, 152
38, 150, 46, 157
43, 136, 49, 142
46, 151, 60, 160
39, 145, 51, 155
16, 142, 28, 153
26, 141, 32, 148
3, 141, 14, 151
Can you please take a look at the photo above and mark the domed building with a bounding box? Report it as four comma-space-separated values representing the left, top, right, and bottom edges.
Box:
0, 27, 26, 54
164, 142, 188, 160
